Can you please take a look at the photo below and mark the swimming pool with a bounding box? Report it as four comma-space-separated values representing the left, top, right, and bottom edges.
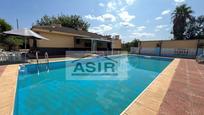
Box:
14, 55, 172, 115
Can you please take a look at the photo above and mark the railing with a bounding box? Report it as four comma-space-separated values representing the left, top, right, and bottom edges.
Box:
35, 52, 50, 74
35, 51, 39, 74
45, 52, 49, 72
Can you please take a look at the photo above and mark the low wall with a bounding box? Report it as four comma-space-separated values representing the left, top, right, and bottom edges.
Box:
161, 48, 197, 58
140, 48, 160, 56
131, 40, 204, 58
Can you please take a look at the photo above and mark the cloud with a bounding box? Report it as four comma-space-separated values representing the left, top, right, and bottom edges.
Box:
174, 0, 185, 3
105, 0, 135, 12
165, 28, 170, 31
125, 0, 135, 5
174, 0, 186, 5
89, 24, 112, 34
99, 3, 105, 7
156, 25, 168, 29
155, 25, 168, 32
101, 14, 116, 22
107, 1, 117, 12
132, 32, 155, 38
85, 13, 116, 22
136, 26, 146, 31
118, 11, 135, 22
120, 22, 135, 27
155, 16, 163, 20
161, 10, 171, 15
111, 33, 119, 36
118, 10, 135, 28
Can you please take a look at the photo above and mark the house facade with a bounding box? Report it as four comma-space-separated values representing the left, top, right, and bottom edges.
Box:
30, 25, 121, 56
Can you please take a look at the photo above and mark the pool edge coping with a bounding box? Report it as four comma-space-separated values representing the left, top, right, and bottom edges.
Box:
0, 64, 19, 115
120, 58, 180, 115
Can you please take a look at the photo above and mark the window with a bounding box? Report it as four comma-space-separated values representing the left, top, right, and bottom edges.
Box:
85, 42, 91, 47
76, 39, 80, 44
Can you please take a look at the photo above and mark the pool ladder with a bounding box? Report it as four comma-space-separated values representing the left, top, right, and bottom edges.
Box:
44, 52, 49, 72
36, 52, 50, 74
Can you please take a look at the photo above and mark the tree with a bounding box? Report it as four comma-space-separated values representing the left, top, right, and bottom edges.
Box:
185, 15, 204, 39
172, 4, 193, 40
3, 36, 24, 50
35, 15, 90, 31
0, 18, 12, 32
0, 18, 24, 50
36, 15, 55, 26
196, 16, 204, 39
184, 17, 198, 39
122, 39, 140, 51
0, 18, 12, 46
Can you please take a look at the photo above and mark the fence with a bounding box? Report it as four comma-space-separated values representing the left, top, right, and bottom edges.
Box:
0, 51, 25, 64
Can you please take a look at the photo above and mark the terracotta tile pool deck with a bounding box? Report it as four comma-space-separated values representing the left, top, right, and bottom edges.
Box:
158, 59, 204, 115
0, 58, 204, 115
122, 59, 204, 115
0, 66, 6, 76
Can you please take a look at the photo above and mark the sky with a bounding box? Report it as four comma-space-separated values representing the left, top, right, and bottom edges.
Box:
0, 0, 204, 42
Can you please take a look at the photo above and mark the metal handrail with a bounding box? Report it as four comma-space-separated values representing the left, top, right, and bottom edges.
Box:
36, 51, 39, 64
36, 51, 39, 74
45, 52, 49, 72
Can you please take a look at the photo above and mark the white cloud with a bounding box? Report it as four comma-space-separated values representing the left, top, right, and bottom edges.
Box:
85, 13, 116, 22
118, 11, 135, 22
155, 25, 168, 32
89, 24, 112, 34
119, 7, 127, 12
105, 0, 135, 12
107, 1, 117, 12
111, 33, 119, 36
102, 14, 116, 22
155, 16, 163, 20
156, 25, 168, 29
174, 0, 185, 3
120, 22, 135, 27
136, 26, 146, 31
125, 0, 135, 5
165, 28, 170, 31
161, 10, 171, 15
99, 3, 105, 7
118, 10, 135, 28
132, 32, 155, 38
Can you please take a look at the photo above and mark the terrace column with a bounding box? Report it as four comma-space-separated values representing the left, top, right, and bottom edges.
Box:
91, 39, 97, 53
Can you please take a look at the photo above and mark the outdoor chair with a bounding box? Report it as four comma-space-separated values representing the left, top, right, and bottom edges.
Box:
0, 52, 8, 63
196, 54, 204, 63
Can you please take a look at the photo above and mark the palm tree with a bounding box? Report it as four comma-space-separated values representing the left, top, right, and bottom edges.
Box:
172, 4, 193, 40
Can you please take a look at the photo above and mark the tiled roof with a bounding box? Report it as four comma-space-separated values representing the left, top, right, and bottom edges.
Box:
32, 25, 111, 40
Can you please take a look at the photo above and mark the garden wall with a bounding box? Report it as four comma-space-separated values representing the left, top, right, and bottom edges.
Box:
131, 39, 204, 58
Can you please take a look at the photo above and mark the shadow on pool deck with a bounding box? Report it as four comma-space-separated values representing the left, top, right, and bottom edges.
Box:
158, 59, 204, 115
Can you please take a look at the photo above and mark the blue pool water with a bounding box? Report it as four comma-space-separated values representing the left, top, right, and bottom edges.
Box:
14, 55, 172, 115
